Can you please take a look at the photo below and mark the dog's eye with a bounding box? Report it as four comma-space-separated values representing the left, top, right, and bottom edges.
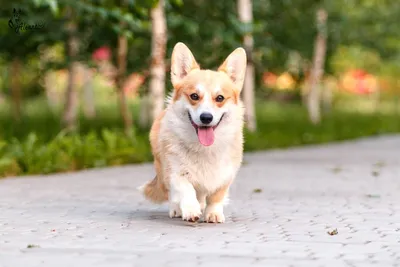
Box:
216, 95, 225, 102
190, 93, 199, 101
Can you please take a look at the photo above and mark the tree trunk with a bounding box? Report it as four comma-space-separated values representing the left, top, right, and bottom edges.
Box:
11, 58, 22, 121
149, 0, 167, 122
62, 9, 80, 131
238, 0, 257, 132
82, 65, 96, 118
40, 46, 58, 112
116, 29, 133, 136
307, 8, 328, 124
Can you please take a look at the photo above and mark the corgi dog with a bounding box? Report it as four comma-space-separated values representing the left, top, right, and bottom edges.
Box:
141, 42, 247, 223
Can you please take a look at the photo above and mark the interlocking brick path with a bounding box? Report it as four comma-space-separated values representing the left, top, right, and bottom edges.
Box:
1, 135, 400, 267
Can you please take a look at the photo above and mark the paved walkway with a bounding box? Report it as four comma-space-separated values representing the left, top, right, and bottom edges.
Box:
1, 135, 400, 267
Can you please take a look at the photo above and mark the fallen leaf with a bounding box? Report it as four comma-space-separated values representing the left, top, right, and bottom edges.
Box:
331, 167, 342, 174
327, 228, 338, 236
365, 194, 380, 198
253, 188, 262, 193
371, 171, 380, 177
27, 244, 40, 249
373, 161, 386, 168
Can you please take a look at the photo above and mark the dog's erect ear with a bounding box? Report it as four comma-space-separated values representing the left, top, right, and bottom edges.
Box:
171, 42, 200, 87
218, 48, 247, 92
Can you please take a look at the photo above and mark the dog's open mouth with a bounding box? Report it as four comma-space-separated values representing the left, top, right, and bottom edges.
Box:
188, 112, 224, 147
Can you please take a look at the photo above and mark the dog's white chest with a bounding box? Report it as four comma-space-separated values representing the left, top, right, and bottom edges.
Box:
185, 149, 237, 193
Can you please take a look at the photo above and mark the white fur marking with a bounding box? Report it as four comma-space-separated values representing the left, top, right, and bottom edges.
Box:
169, 170, 202, 221
169, 202, 182, 218
196, 84, 205, 93
204, 203, 225, 223
214, 84, 221, 94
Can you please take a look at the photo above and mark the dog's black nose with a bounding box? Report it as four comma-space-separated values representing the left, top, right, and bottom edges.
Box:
200, 113, 213, 124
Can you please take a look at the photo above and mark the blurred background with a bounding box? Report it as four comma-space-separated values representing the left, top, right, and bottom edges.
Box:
0, 0, 399, 177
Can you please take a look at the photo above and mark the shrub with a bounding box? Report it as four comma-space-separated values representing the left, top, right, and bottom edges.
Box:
0, 129, 152, 177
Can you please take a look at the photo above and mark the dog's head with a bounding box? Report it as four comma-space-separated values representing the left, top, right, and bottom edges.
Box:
169, 42, 247, 147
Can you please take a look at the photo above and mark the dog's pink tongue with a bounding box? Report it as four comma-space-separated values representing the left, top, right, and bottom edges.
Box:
197, 127, 215, 146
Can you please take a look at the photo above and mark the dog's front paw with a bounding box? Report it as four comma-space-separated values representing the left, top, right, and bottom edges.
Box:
169, 202, 182, 218
180, 201, 202, 222
204, 204, 225, 223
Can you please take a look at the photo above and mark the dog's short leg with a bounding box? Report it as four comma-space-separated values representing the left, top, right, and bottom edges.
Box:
170, 176, 202, 222
196, 192, 207, 213
204, 183, 230, 223
169, 202, 182, 218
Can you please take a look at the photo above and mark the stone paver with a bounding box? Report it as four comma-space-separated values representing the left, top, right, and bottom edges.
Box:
1, 135, 400, 267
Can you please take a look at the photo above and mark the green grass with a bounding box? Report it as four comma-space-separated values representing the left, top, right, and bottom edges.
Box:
244, 103, 400, 150
0, 97, 399, 178
0, 97, 146, 142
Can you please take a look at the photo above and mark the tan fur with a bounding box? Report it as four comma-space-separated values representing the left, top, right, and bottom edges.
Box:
142, 110, 169, 203
206, 182, 231, 204
141, 42, 247, 223
177, 70, 240, 106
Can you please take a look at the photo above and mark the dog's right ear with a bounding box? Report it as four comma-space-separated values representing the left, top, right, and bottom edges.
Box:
218, 48, 247, 92
170, 42, 200, 87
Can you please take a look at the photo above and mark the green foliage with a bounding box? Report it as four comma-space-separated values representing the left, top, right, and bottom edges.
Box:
1, 99, 400, 178
0, 0, 152, 69
244, 102, 400, 151
0, 2, 63, 60
335, 0, 400, 60
1, 0, 398, 85
330, 45, 382, 74
0, 129, 151, 177
167, 1, 241, 69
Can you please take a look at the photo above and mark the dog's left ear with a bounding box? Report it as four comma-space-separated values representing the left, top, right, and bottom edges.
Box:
218, 48, 247, 91
170, 42, 200, 87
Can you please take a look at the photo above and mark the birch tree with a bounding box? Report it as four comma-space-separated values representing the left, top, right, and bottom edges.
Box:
82, 64, 96, 119
149, 0, 167, 122
62, 8, 80, 131
115, 0, 133, 135
238, 0, 256, 132
307, 8, 328, 124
